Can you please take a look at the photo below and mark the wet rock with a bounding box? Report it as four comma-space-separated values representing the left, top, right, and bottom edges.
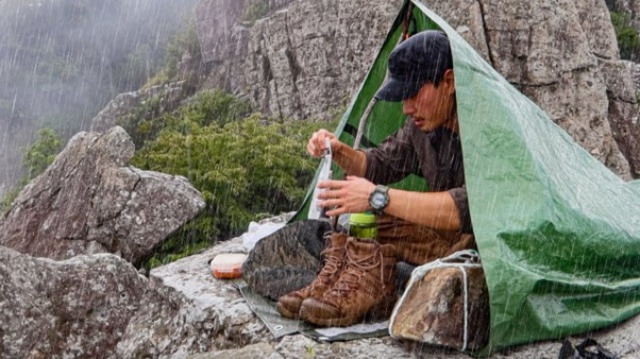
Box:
116, 236, 271, 358
196, 0, 403, 120
390, 266, 489, 351
90, 82, 187, 134
0, 245, 147, 359
0, 126, 205, 266
599, 59, 640, 177
187, 342, 283, 359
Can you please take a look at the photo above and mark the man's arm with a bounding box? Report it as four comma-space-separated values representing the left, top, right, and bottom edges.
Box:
307, 129, 367, 177
386, 188, 461, 230
317, 176, 461, 231
307, 121, 419, 183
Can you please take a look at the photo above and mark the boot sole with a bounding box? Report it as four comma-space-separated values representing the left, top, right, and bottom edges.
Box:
300, 295, 397, 327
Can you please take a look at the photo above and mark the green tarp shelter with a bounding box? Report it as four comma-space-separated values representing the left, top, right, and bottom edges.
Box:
293, 0, 640, 355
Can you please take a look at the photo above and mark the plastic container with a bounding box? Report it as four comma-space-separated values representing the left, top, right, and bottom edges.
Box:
349, 212, 378, 239
210, 253, 247, 279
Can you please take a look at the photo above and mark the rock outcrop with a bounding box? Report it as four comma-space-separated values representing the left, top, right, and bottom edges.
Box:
197, 0, 404, 120
116, 237, 270, 358
90, 82, 187, 134
196, 0, 640, 179
0, 246, 147, 359
0, 126, 205, 266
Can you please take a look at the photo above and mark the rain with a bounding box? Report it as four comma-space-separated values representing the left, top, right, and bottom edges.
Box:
0, 0, 640, 358
0, 0, 197, 199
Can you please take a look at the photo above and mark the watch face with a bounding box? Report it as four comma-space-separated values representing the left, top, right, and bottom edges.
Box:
371, 192, 386, 208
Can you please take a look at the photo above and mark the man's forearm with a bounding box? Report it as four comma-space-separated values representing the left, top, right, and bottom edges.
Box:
385, 189, 461, 230
333, 144, 367, 177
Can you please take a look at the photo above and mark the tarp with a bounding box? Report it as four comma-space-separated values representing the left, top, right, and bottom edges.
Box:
293, 0, 640, 355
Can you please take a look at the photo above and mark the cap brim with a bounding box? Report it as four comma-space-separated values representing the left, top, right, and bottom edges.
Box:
374, 77, 423, 102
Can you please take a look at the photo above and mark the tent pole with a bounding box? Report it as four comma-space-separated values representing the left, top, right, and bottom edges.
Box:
353, 25, 409, 150
353, 98, 377, 149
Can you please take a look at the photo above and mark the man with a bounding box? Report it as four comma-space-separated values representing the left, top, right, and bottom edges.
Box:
277, 30, 475, 327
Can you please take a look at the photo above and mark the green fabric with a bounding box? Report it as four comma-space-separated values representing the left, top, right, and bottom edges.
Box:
293, 0, 640, 355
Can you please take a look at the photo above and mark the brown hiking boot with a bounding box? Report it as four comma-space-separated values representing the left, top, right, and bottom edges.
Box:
276, 232, 348, 319
298, 237, 397, 327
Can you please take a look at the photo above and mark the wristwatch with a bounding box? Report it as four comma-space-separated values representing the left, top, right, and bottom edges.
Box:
369, 185, 390, 215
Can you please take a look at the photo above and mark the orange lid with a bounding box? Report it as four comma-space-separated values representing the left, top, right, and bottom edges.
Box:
210, 253, 247, 279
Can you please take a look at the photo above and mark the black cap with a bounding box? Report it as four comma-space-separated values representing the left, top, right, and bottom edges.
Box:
375, 30, 453, 102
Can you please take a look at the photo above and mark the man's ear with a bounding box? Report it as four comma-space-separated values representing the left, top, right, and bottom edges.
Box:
444, 69, 455, 94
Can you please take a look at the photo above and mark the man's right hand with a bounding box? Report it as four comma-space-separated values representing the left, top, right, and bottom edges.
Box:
307, 129, 340, 158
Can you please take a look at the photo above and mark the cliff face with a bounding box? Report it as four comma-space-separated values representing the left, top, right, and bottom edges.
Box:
196, 0, 640, 179
196, 0, 404, 120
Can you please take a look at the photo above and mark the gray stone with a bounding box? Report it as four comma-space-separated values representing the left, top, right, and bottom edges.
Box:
0, 126, 205, 266
197, 0, 404, 120
187, 342, 283, 359
116, 236, 271, 358
0, 245, 147, 359
599, 59, 640, 177
90, 82, 187, 134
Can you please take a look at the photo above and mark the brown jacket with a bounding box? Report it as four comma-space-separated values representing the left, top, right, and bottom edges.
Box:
362, 119, 472, 234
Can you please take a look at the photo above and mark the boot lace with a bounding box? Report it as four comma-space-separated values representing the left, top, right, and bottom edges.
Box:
316, 232, 344, 282
331, 245, 385, 296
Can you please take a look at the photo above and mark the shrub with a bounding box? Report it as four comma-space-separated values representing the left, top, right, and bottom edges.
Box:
242, 0, 270, 25
117, 89, 252, 150
611, 11, 640, 61
134, 108, 333, 268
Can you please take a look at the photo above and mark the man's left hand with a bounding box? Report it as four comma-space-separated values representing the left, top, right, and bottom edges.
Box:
317, 176, 375, 216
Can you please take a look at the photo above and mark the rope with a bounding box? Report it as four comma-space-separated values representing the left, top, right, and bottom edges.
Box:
459, 264, 469, 352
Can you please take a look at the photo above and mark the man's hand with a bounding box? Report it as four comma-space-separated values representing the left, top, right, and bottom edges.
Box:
307, 129, 341, 158
317, 176, 375, 216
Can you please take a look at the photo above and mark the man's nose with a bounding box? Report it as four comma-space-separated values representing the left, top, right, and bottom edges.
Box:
402, 100, 414, 115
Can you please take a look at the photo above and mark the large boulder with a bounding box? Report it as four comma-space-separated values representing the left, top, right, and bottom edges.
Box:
0, 126, 205, 266
0, 245, 147, 358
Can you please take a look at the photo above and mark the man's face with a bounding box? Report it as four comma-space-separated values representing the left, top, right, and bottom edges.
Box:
402, 69, 456, 133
